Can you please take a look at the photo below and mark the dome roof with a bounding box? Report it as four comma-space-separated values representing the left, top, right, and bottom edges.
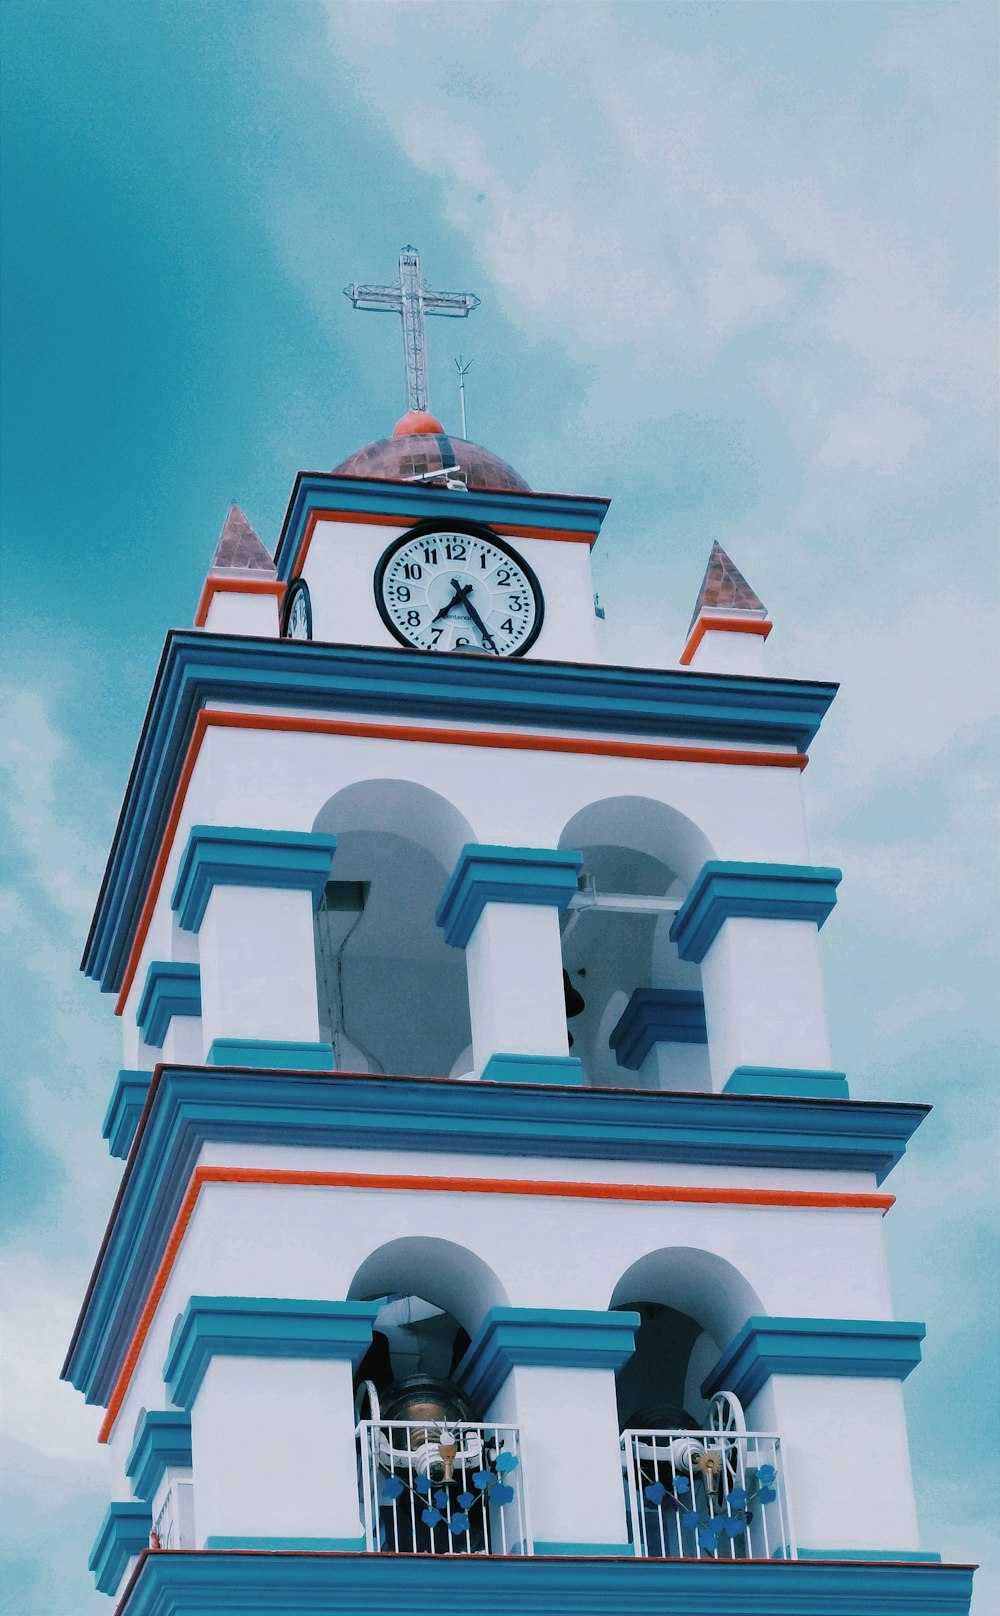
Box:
333, 413, 532, 492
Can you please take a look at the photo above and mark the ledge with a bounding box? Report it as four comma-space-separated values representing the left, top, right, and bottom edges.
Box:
88, 1500, 151, 1596
136, 963, 201, 1049
114, 1548, 976, 1616
81, 632, 839, 995
456, 1307, 640, 1409
125, 1409, 192, 1502
61, 1067, 929, 1407
703, 1315, 926, 1406
610, 990, 708, 1069
206, 1038, 335, 1070
480, 1053, 584, 1086
725, 1067, 850, 1101
671, 862, 842, 963
171, 826, 337, 932
102, 1070, 152, 1159
164, 1296, 381, 1408
436, 845, 583, 948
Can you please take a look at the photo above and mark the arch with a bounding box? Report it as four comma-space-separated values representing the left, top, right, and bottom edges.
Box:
557, 795, 714, 891
312, 778, 476, 872
348, 1236, 509, 1337
610, 1247, 761, 1348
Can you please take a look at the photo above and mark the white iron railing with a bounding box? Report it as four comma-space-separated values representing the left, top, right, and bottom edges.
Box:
622, 1422, 795, 1560
357, 1417, 530, 1555
151, 1479, 195, 1551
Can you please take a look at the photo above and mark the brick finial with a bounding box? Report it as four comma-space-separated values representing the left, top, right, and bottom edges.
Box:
209, 504, 275, 573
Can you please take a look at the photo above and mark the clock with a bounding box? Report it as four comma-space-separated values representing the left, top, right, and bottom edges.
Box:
374, 522, 544, 656
282, 578, 312, 640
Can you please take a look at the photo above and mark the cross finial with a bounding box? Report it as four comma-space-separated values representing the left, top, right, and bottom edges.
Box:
344, 246, 480, 414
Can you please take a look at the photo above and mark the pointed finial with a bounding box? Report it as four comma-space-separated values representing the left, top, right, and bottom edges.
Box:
680, 542, 772, 670
209, 504, 275, 574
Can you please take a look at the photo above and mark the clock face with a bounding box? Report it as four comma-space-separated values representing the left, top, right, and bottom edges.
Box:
374, 524, 544, 656
282, 579, 312, 641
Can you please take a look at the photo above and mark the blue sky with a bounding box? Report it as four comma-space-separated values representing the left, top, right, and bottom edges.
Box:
1, 2, 997, 1610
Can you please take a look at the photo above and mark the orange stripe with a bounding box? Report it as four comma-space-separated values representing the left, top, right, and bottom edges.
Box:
193, 577, 286, 629
679, 616, 774, 667
113, 710, 806, 1015
292, 508, 596, 575
98, 1164, 893, 1442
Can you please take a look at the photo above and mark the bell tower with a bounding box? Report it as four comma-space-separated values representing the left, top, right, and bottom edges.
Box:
66, 253, 974, 1615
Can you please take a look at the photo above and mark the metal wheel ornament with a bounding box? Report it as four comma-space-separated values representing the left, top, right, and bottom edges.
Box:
707, 1390, 747, 1489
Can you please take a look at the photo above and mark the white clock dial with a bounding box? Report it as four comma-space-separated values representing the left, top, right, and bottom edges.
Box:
375, 527, 543, 656
282, 580, 312, 640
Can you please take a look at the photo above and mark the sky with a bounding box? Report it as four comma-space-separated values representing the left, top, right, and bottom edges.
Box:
1, 1, 997, 1609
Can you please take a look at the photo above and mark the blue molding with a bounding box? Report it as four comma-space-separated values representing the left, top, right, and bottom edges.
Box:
795, 1548, 943, 1562
436, 844, 583, 947
126, 1410, 192, 1502
104, 1547, 977, 1615
204, 1536, 367, 1551
480, 1053, 584, 1086
703, 1316, 926, 1406
671, 861, 842, 963
163, 1297, 381, 1409
726, 1066, 850, 1100
533, 1541, 634, 1556
103, 1070, 152, 1158
456, 1307, 639, 1409
89, 1500, 152, 1596
610, 989, 707, 1069
81, 632, 838, 995
136, 963, 201, 1048
61, 1067, 928, 1407
207, 1038, 334, 1070
171, 825, 337, 933
274, 470, 612, 583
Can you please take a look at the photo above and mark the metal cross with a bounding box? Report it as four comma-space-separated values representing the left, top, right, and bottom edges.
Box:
344, 246, 480, 414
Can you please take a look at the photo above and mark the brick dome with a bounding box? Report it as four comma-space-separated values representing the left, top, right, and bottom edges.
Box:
333, 415, 531, 492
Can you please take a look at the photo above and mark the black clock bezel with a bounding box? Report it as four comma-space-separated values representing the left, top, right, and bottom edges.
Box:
374, 519, 545, 657
281, 577, 313, 640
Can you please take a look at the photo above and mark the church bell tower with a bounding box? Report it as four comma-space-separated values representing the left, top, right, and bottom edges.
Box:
65, 251, 974, 1615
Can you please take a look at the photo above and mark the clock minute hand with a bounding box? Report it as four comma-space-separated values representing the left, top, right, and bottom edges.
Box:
452, 582, 499, 654
430, 581, 471, 624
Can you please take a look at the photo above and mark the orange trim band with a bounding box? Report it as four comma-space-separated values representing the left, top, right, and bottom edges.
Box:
679, 615, 773, 667
194, 577, 286, 629
113, 711, 805, 1015
98, 1163, 893, 1442
292, 508, 596, 576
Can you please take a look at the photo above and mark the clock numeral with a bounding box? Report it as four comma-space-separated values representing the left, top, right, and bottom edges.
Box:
479, 552, 489, 569
421, 546, 438, 565
455, 636, 471, 648
445, 541, 467, 560
508, 595, 525, 611
406, 610, 421, 628
403, 563, 423, 580
496, 568, 511, 585
500, 618, 514, 633
394, 586, 411, 603
429, 627, 444, 645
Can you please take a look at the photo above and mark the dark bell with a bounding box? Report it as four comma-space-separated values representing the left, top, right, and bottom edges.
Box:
379, 1375, 476, 1425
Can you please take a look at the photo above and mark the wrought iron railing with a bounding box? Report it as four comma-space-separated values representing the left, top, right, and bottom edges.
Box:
151, 1479, 194, 1551
622, 1421, 795, 1560
357, 1417, 529, 1555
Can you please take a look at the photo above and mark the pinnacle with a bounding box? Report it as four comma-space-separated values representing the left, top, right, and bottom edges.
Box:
688, 541, 767, 633
210, 503, 275, 573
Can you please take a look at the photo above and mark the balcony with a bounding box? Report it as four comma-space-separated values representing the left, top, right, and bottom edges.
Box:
356, 1416, 529, 1555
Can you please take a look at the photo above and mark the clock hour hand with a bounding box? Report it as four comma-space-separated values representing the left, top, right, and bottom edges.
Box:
430, 580, 472, 623
450, 579, 498, 654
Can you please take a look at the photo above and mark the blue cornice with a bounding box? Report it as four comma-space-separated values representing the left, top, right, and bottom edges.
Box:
136, 963, 202, 1049
172, 826, 337, 932
609, 989, 708, 1069
89, 1501, 152, 1596
61, 1066, 927, 1408
274, 470, 612, 582
103, 1070, 152, 1159
111, 1547, 976, 1615
207, 1038, 335, 1070
456, 1307, 639, 1410
80, 632, 838, 994
125, 1410, 192, 1502
702, 1315, 926, 1406
436, 845, 583, 947
480, 1053, 584, 1085
164, 1297, 381, 1408
725, 1066, 850, 1100
671, 861, 842, 963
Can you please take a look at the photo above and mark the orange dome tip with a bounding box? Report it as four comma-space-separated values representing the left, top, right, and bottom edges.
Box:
393, 409, 445, 438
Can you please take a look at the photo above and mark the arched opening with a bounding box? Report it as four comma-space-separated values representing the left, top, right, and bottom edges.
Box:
348, 1238, 522, 1555
312, 782, 475, 1077
557, 798, 714, 1090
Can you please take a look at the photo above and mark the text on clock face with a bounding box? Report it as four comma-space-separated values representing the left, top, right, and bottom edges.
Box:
377, 531, 542, 655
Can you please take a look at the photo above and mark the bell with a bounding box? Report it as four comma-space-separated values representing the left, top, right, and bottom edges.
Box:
379, 1376, 478, 1483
